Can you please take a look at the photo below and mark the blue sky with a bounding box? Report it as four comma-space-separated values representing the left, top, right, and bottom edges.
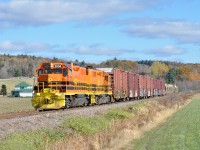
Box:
0, 0, 199, 63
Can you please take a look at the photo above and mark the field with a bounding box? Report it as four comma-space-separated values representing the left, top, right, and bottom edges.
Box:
0, 96, 33, 114
132, 94, 200, 150
0, 92, 197, 150
0, 77, 34, 94
0, 77, 34, 114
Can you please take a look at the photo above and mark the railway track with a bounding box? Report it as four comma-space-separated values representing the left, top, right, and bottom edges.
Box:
0, 93, 184, 120
0, 111, 42, 119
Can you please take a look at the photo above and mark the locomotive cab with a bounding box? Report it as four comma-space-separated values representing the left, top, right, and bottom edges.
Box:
36, 62, 69, 82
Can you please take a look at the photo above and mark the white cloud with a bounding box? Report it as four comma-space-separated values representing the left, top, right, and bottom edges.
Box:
62, 44, 134, 56
0, 41, 134, 57
145, 45, 185, 57
124, 20, 200, 44
0, 0, 172, 28
0, 41, 57, 53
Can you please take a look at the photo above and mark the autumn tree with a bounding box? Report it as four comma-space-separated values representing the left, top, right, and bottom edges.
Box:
150, 61, 170, 78
178, 66, 196, 81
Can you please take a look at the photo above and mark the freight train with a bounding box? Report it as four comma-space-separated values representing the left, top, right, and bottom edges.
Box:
32, 62, 176, 110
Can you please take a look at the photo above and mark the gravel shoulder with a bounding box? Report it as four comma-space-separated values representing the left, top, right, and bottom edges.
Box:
0, 96, 175, 140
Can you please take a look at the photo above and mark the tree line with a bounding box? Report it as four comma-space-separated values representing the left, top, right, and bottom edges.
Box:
0, 55, 199, 92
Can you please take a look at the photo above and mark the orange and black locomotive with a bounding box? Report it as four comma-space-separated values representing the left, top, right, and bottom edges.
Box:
32, 62, 112, 110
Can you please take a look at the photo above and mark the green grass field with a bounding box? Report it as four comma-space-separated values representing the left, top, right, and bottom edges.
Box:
0, 77, 34, 94
0, 96, 34, 114
132, 95, 200, 150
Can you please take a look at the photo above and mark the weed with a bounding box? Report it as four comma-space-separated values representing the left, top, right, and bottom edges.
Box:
104, 108, 132, 120
63, 117, 108, 135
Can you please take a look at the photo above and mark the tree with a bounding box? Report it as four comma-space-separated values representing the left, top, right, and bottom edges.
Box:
52, 57, 58, 62
28, 63, 34, 77
113, 57, 117, 61
165, 68, 181, 84
1, 84, 7, 96
14, 69, 22, 77
80, 60, 85, 67
150, 61, 170, 78
75, 59, 79, 63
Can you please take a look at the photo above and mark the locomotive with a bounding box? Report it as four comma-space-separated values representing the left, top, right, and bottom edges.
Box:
32, 62, 174, 110
32, 62, 112, 110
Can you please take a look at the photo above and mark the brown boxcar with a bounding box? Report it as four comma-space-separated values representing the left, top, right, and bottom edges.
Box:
158, 80, 165, 96
153, 79, 158, 96
128, 73, 139, 99
113, 69, 123, 99
97, 68, 166, 99
147, 77, 151, 97
150, 78, 154, 97
143, 76, 147, 97
139, 75, 145, 98
98, 68, 128, 100
161, 80, 165, 95
122, 71, 128, 99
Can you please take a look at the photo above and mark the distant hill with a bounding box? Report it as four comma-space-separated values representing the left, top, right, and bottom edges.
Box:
0, 54, 52, 78
0, 54, 199, 92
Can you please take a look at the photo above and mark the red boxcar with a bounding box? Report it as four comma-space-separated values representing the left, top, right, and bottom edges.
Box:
153, 79, 158, 96
150, 78, 154, 97
103, 68, 128, 100
144, 76, 147, 97
97, 68, 166, 99
122, 71, 128, 98
139, 75, 145, 98
128, 73, 139, 99
161, 80, 165, 95
113, 69, 122, 99
147, 77, 151, 97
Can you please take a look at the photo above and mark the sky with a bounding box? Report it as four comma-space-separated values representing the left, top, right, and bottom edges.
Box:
0, 0, 200, 63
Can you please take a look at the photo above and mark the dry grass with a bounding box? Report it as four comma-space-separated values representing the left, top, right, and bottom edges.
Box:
0, 77, 34, 94
0, 93, 195, 150
48, 93, 193, 150
0, 96, 34, 114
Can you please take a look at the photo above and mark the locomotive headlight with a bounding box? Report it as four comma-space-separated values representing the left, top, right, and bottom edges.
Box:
37, 93, 40, 96
50, 63, 53, 68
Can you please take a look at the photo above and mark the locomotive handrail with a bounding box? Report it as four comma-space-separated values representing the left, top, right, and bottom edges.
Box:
38, 82, 44, 92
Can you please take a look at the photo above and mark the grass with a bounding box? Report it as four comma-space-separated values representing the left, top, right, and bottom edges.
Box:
0, 103, 145, 150
0, 77, 34, 114
0, 129, 65, 150
132, 96, 200, 150
0, 96, 33, 114
63, 116, 109, 134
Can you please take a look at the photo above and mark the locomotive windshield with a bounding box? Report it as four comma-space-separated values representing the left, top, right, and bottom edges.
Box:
44, 69, 62, 74
54, 69, 62, 74
38, 69, 64, 75
44, 69, 53, 74
38, 69, 43, 76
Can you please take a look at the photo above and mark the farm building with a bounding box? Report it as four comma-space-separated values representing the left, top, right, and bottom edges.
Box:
11, 82, 33, 97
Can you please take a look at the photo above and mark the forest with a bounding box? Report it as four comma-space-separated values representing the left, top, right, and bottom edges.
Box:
0, 54, 199, 92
